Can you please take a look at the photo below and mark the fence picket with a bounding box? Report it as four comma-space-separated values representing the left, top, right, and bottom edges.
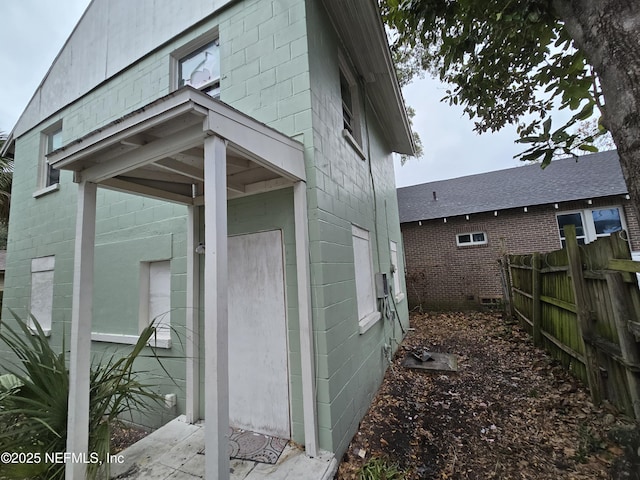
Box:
507, 228, 640, 420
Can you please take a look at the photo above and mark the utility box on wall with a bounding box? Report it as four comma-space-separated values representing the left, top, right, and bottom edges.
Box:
375, 272, 389, 298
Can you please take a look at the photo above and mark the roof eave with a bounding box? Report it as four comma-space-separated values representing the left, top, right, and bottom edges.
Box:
322, 0, 416, 155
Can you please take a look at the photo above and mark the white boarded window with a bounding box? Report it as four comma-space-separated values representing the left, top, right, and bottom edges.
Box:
30, 256, 55, 335
139, 260, 171, 348
390, 241, 403, 300
352, 225, 377, 329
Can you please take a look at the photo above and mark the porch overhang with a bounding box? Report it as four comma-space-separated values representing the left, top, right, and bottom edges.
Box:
48, 87, 306, 202
60, 88, 318, 480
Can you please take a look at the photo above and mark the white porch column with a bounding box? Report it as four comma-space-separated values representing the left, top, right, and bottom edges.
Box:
66, 181, 97, 480
294, 181, 319, 456
203, 135, 230, 479
186, 205, 201, 423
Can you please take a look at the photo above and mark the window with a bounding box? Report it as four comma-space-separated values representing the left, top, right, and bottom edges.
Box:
339, 55, 363, 153
390, 241, 404, 302
557, 206, 625, 247
36, 124, 62, 195
139, 260, 171, 348
456, 231, 487, 246
30, 256, 55, 336
340, 71, 355, 136
592, 208, 623, 237
177, 38, 220, 97
352, 225, 380, 333
557, 212, 587, 246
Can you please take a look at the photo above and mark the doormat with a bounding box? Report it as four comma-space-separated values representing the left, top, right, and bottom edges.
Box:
228, 428, 288, 464
402, 349, 458, 372
199, 428, 289, 464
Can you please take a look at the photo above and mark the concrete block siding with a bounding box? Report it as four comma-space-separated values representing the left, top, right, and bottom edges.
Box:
402, 197, 640, 311
304, 0, 409, 456
2, 0, 409, 459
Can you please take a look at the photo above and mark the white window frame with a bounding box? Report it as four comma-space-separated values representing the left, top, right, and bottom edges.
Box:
339, 54, 364, 158
556, 205, 627, 246
456, 231, 487, 247
352, 225, 380, 334
171, 29, 220, 98
30, 256, 55, 336
139, 260, 172, 348
92, 259, 173, 348
34, 122, 62, 197
389, 241, 405, 303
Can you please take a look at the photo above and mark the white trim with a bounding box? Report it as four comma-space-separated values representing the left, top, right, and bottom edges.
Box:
28, 327, 51, 337
32, 183, 60, 198
203, 135, 230, 479
556, 205, 627, 245
170, 28, 220, 92
342, 129, 366, 159
359, 311, 382, 334
456, 231, 487, 246
395, 292, 406, 303
66, 181, 97, 480
294, 181, 318, 456
90, 332, 172, 349
186, 205, 200, 423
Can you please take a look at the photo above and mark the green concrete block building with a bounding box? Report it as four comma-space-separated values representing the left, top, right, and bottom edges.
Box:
1, 0, 415, 477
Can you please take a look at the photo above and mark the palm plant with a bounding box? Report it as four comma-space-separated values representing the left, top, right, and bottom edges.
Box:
0, 310, 162, 479
0, 132, 13, 227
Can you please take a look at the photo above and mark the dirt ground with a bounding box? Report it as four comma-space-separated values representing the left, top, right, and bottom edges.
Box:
335, 311, 640, 480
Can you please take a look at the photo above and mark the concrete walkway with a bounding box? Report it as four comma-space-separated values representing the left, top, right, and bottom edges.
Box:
109, 416, 338, 480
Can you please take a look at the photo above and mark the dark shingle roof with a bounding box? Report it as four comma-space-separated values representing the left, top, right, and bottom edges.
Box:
397, 150, 628, 223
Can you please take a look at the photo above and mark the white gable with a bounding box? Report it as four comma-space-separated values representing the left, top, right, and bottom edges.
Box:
13, 0, 234, 138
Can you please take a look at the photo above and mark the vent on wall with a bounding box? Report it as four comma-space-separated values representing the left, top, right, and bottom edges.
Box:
480, 297, 502, 310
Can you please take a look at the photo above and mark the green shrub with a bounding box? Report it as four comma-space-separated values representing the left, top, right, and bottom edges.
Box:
358, 457, 407, 480
0, 310, 162, 479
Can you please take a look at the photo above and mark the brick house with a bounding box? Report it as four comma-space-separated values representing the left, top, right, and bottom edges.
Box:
0, 1, 414, 477
398, 150, 640, 311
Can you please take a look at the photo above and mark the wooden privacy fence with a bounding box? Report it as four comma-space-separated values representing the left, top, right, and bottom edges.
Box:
504, 225, 640, 421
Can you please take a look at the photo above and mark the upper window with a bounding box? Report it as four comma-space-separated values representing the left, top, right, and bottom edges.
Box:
38, 124, 62, 193
456, 231, 487, 246
557, 207, 624, 247
178, 38, 220, 97
340, 70, 355, 136
339, 56, 363, 152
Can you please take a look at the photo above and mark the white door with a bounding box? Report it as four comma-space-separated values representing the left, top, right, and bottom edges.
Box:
228, 230, 290, 438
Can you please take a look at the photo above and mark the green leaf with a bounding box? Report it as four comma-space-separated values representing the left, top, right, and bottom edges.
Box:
579, 144, 599, 152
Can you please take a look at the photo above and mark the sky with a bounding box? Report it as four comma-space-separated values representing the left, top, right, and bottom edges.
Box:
0, 0, 528, 188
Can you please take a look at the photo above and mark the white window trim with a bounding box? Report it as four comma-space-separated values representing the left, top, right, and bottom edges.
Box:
171, 28, 220, 94
29, 256, 55, 337
138, 260, 172, 348
91, 332, 171, 349
557, 205, 626, 245
339, 53, 363, 153
352, 225, 380, 333
33, 183, 61, 198
390, 241, 404, 303
456, 231, 487, 247
359, 311, 382, 335
36, 122, 62, 195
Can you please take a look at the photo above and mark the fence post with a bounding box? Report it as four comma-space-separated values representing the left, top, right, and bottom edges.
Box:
532, 252, 543, 347
565, 224, 602, 405
500, 256, 514, 318
605, 271, 640, 421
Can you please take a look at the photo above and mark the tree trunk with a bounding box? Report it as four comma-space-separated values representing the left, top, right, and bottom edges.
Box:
553, 0, 640, 222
